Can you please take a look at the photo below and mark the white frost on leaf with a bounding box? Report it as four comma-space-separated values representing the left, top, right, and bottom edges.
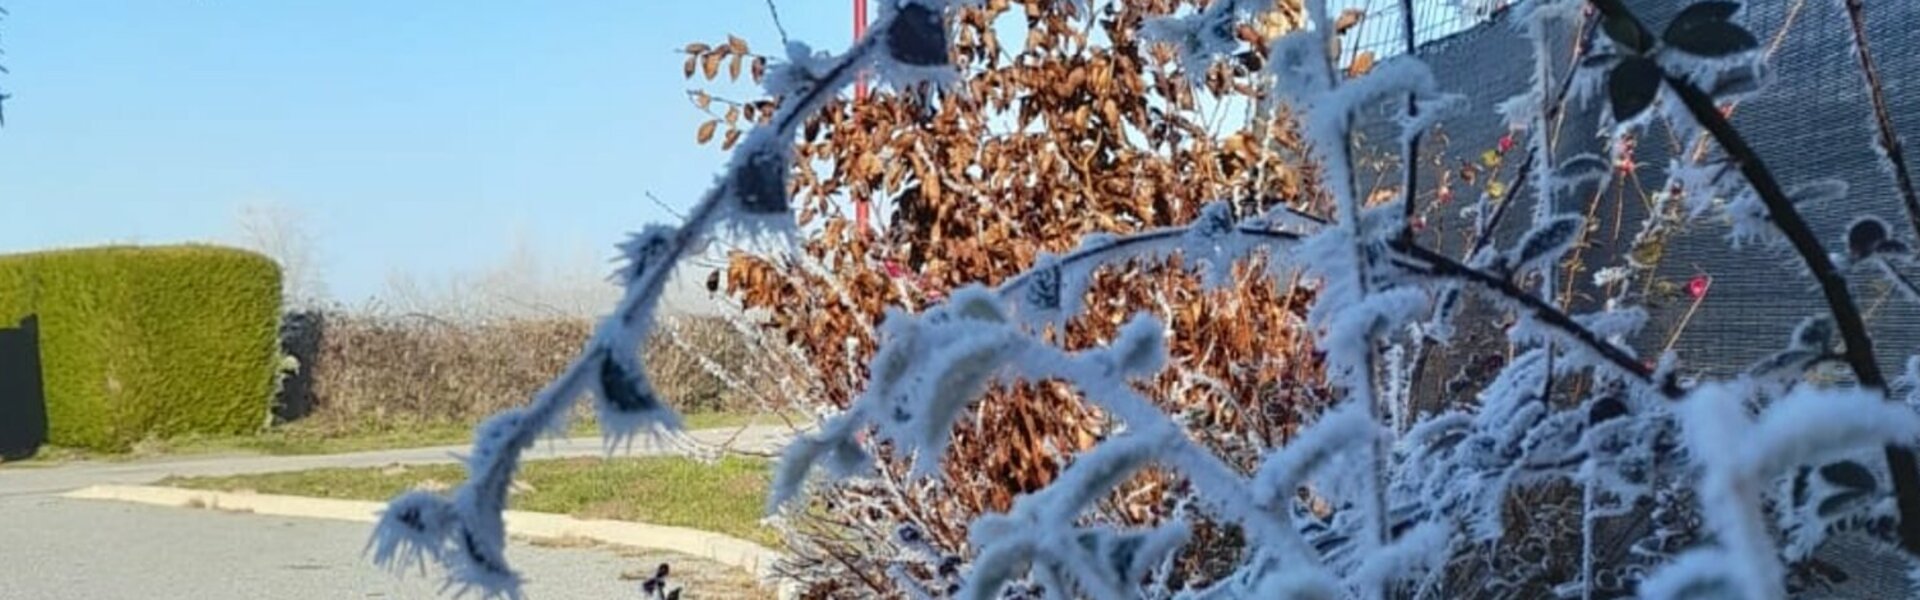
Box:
1638, 548, 1744, 600
1742, 385, 1920, 481
1139, 2, 1240, 82
1252, 401, 1378, 508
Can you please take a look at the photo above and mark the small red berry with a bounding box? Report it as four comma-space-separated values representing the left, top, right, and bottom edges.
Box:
1687, 274, 1711, 300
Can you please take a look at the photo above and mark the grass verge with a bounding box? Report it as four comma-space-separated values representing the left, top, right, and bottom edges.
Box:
158, 455, 779, 547
3, 410, 807, 466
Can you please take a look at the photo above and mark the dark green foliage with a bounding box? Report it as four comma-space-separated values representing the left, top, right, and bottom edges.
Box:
1601, 12, 1651, 55
1663, 1, 1758, 58
1607, 56, 1662, 122
0, 245, 282, 450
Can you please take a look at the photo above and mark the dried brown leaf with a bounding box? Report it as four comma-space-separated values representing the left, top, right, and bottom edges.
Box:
1346, 51, 1376, 78
1334, 8, 1364, 34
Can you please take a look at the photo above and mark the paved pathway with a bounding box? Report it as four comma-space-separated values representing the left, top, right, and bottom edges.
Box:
0, 425, 796, 599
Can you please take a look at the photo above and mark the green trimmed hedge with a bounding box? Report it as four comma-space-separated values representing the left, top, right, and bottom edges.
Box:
0, 245, 281, 451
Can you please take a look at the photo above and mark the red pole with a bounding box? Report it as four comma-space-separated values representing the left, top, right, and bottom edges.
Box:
854, 0, 869, 101
853, 0, 871, 232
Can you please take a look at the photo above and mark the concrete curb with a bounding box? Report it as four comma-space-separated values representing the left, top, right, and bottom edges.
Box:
63, 484, 795, 597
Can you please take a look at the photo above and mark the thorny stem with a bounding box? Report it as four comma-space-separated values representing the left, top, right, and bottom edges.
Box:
1312, 3, 1395, 562
1586, 0, 1920, 559
1520, 3, 1570, 413
765, 0, 791, 46
1390, 0, 1425, 456
1396, 0, 1421, 244
380, 21, 887, 592
1840, 0, 1920, 244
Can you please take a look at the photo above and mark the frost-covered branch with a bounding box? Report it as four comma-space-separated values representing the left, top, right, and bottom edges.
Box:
1389, 239, 1668, 394
365, 1, 965, 596
1395, 0, 1422, 242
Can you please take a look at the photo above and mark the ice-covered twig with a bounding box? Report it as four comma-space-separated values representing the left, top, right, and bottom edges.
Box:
1839, 0, 1920, 243
1390, 239, 1668, 394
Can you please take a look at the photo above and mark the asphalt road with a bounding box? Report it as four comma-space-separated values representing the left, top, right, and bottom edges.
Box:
0, 494, 689, 599
0, 425, 795, 599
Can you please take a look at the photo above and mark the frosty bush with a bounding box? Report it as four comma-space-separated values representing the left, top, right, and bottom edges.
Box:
698, 0, 1329, 592
370, 0, 1920, 598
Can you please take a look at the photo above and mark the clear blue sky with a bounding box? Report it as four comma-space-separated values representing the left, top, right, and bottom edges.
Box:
0, 1, 848, 303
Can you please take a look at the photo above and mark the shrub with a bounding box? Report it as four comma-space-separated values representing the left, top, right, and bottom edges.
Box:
303, 314, 784, 433
644, 315, 791, 415
0, 244, 281, 451
309, 315, 592, 428
699, 0, 1329, 591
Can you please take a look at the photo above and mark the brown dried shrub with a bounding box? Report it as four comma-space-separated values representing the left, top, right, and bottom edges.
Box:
303, 314, 783, 433
683, 0, 1346, 594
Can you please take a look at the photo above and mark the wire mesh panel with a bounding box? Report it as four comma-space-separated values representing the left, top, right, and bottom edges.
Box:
1334, 0, 1504, 65
1350, 2, 1920, 591
1355, 0, 1920, 378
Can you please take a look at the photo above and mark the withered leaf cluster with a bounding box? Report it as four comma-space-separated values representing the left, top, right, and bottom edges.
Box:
683, 1, 1336, 593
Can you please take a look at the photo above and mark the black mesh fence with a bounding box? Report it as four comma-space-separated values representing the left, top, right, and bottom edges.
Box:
1357, 0, 1920, 381
1336, 0, 1502, 64
1345, 4, 1920, 592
